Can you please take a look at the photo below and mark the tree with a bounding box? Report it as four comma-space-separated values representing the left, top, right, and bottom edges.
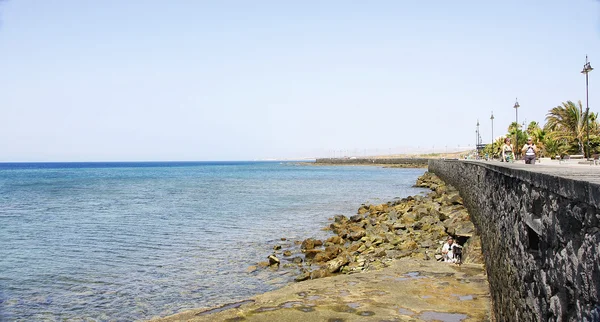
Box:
544, 101, 587, 155
507, 122, 528, 157
526, 121, 548, 156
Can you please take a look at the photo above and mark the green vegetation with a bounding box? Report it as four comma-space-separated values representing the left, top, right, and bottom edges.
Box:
484, 100, 599, 158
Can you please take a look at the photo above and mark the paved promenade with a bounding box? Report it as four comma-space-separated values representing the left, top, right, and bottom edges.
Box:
469, 159, 600, 185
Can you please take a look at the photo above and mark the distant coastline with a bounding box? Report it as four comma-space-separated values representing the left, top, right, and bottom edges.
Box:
312, 157, 430, 168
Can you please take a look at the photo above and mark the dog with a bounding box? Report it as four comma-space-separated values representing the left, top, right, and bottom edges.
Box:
452, 245, 463, 264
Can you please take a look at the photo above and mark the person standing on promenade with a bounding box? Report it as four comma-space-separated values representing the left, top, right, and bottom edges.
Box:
501, 138, 515, 162
521, 137, 538, 164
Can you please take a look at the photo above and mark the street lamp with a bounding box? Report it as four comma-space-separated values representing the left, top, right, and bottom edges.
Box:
476, 119, 480, 157
490, 111, 495, 159
514, 98, 520, 157
581, 55, 593, 159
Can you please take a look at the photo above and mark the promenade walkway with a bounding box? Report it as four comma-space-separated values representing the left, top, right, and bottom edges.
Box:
474, 159, 600, 185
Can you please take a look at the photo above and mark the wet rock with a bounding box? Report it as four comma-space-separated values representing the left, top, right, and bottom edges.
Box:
294, 271, 310, 282
350, 213, 365, 222
292, 256, 303, 264
301, 238, 322, 250
357, 205, 369, 214
273, 245, 282, 250
257, 261, 270, 268
246, 265, 257, 273
283, 250, 292, 257
303, 249, 322, 260
268, 255, 280, 266
333, 214, 348, 223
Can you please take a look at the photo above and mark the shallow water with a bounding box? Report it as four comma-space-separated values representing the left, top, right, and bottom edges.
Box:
0, 161, 425, 321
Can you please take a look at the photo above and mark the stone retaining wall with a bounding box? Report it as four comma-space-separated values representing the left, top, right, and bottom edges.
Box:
429, 160, 600, 322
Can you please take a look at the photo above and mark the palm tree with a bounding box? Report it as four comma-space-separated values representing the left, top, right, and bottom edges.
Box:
544, 101, 586, 155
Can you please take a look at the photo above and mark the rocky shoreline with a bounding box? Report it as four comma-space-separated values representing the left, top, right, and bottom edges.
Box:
153, 172, 490, 322
253, 172, 483, 282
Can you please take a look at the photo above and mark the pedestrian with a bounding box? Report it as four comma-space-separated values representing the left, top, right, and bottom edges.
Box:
521, 138, 538, 164
501, 138, 515, 162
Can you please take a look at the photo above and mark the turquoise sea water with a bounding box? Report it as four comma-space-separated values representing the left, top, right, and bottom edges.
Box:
0, 162, 425, 321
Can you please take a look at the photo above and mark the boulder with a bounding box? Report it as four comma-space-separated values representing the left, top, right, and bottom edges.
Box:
268, 255, 280, 266
294, 271, 310, 282
348, 226, 366, 241
326, 254, 351, 273
357, 205, 369, 215
325, 236, 344, 245
303, 249, 322, 260
350, 213, 365, 222
273, 245, 282, 250
283, 250, 292, 257
301, 238, 322, 250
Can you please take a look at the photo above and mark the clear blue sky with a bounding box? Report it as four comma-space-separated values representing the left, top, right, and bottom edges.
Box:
1, 1, 599, 161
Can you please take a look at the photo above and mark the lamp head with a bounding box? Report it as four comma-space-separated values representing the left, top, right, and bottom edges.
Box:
514, 99, 520, 109
582, 55, 593, 74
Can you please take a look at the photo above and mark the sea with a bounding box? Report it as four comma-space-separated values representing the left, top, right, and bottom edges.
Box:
0, 161, 426, 321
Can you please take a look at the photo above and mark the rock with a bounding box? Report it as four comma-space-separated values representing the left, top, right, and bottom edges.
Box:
350, 213, 365, 222
374, 248, 387, 257
392, 222, 407, 230
326, 254, 351, 273
333, 214, 348, 223
268, 255, 280, 266
398, 240, 418, 251
257, 261, 270, 268
292, 256, 303, 264
310, 268, 331, 279
294, 271, 310, 282
283, 250, 292, 257
357, 205, 369, 214
301, 238, 320, 250
420, 240, 435, 248
280, 237, 287, 241
303, 249, 322, 260
348, 226, 366, 241
347, 242, 362, 253
273, 245, 282, 250
246, 265, 257, 273
326, 236, 344, 245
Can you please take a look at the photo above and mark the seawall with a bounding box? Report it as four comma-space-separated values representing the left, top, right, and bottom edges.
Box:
315, 158, 429, 166
428, 160, 600, 321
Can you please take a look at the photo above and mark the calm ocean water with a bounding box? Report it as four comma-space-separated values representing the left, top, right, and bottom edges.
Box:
0, 161, 425, 321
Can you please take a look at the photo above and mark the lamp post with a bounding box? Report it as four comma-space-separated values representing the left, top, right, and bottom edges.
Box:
581, 55, 593, 159
476, 120, 480, 158
490, 111, 495, 159
514, 98, 520, 157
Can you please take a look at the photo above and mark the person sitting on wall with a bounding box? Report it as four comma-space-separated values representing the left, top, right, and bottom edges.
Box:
441, 236, 462, 263
521, 137, 538, 164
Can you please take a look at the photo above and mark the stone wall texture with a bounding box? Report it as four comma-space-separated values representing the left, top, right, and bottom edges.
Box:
429, 160, 600, 322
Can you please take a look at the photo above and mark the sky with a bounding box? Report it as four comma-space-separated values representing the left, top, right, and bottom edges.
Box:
1, 1, 599, 161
